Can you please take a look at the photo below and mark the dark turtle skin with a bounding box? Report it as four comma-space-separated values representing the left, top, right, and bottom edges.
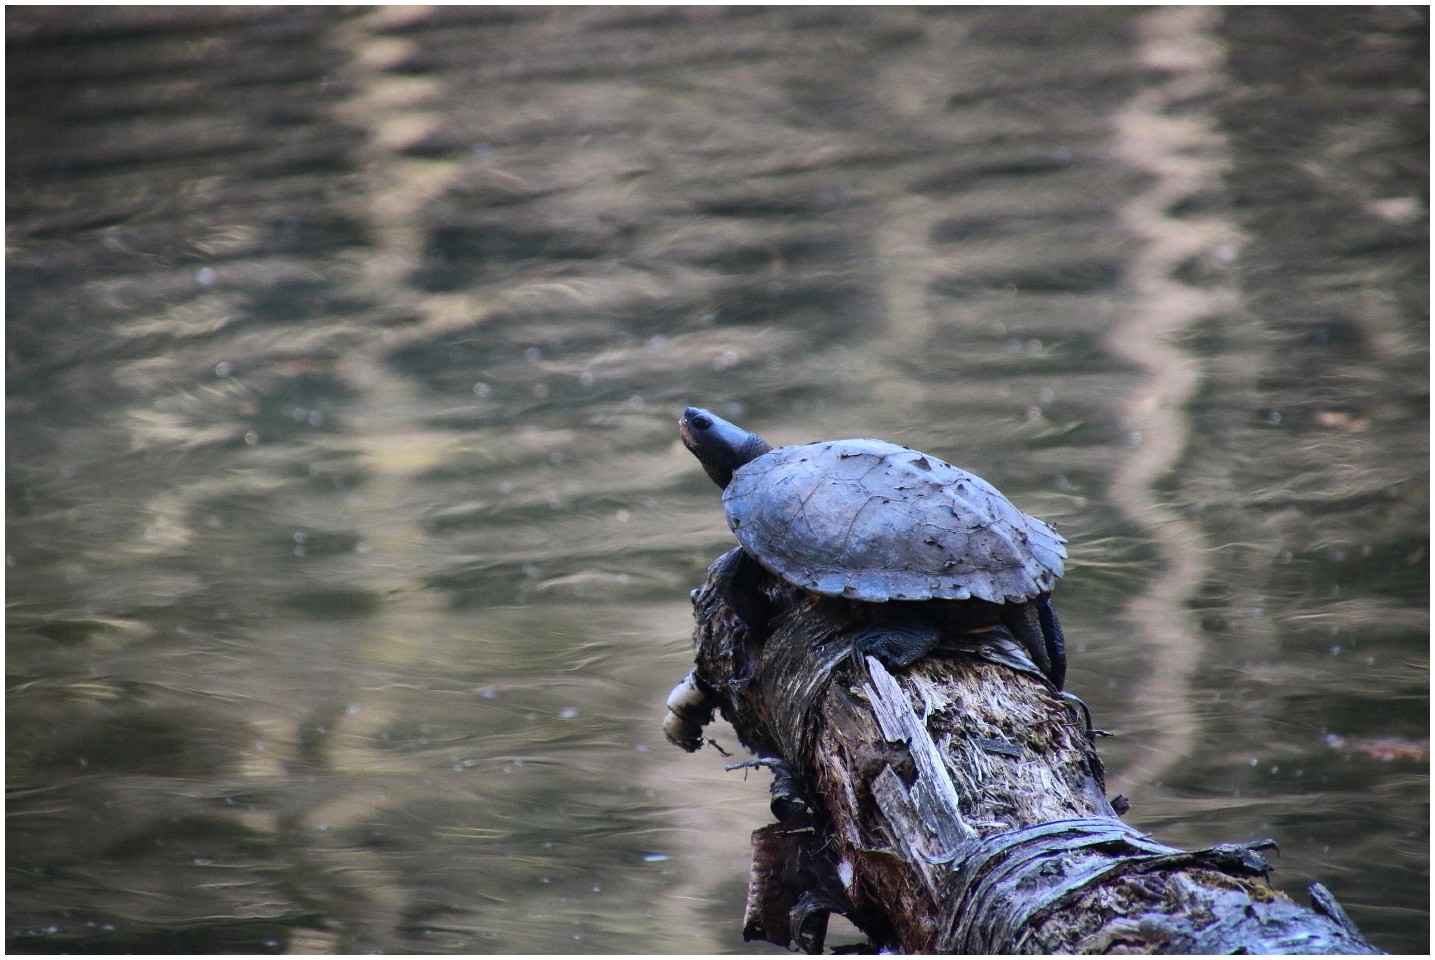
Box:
680, 406, 1068, 688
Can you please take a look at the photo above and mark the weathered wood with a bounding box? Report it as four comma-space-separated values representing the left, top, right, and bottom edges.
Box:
666, 556, 1382, 954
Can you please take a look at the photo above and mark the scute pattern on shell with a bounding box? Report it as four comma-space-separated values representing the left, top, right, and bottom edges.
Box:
723, 439, 1065, 603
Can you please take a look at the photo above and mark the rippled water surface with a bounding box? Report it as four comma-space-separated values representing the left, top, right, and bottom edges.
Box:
7, 7, 1427, 953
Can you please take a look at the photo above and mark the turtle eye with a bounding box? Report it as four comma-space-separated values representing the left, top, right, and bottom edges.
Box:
692, 413, 712, 430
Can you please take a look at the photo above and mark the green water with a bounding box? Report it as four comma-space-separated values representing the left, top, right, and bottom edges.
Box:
7, 7, 1426, 953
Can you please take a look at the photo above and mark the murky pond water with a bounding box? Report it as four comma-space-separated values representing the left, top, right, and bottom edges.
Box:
7, 7, 1426, 954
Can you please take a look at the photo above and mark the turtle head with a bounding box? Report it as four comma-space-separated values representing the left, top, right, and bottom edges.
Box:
679, 407, 772, 489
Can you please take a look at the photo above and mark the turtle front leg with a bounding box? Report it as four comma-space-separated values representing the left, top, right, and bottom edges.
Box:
851, 612, 943, 669
710, 547, 777, 641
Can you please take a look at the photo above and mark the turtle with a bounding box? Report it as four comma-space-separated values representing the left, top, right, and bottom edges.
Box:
679, 406, 1068, 688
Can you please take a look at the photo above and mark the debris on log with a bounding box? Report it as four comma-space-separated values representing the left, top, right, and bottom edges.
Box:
666, 553, 1382, 954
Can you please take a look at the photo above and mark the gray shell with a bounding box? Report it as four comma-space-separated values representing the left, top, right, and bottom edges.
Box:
723, 439, 1065, 603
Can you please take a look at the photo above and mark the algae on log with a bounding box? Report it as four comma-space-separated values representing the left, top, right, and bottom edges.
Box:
664, 553, 1381, 954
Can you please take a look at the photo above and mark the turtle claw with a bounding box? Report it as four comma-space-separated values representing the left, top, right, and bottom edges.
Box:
1058, 691, 1110, 739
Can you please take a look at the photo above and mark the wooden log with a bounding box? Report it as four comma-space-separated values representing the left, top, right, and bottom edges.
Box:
666, 553, 1382, 954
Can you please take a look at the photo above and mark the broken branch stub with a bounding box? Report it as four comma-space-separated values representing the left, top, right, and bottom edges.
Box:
665, 554, 1382, 954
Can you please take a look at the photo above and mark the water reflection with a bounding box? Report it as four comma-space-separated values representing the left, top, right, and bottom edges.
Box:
8, 5, 1426, 954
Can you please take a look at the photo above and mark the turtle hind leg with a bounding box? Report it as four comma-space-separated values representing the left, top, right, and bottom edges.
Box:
1002, 601, 1058, 689
1037, 594, 1067, 691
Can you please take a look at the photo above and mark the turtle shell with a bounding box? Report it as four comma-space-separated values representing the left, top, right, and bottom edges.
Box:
722, 439, 1065, 603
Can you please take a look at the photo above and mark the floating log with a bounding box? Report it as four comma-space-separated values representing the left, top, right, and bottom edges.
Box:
665, 553, 1381, 954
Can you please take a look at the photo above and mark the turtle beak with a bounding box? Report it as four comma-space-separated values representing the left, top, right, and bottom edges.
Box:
678, 407, 713, 447
679, 407, 742, 489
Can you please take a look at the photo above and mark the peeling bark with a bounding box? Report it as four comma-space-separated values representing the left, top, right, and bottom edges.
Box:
666, 555, 1382, 954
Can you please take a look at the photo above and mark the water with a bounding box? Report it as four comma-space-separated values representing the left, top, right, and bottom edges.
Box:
7, 7, 1427, 953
